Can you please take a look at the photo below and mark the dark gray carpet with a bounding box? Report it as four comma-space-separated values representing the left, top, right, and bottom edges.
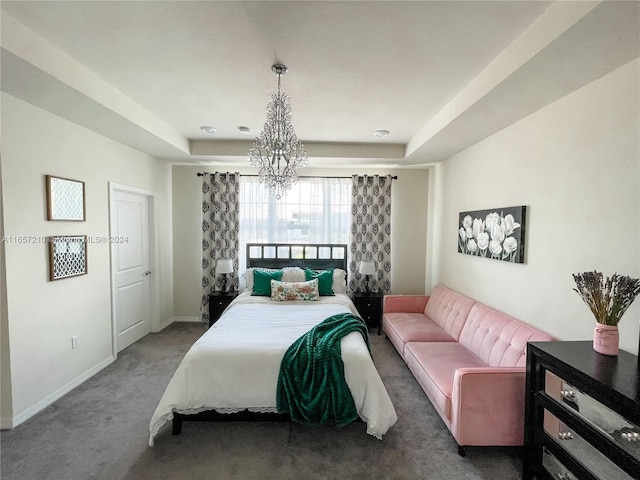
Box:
1, 323, 523, 479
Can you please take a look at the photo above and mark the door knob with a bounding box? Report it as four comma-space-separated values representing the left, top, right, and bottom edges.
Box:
144, 270, 152, 276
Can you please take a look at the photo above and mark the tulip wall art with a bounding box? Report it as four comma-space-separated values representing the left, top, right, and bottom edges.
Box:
458, 206, 527, 263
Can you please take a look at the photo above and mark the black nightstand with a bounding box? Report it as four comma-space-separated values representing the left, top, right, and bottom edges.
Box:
208, 291, 237, 328
350, 290, 383, 334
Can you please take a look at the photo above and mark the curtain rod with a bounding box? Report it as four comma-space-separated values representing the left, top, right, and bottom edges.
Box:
196, 172, 397, 180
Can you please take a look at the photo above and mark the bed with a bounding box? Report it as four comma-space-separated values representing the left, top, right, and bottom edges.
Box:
149, 243, 397, 446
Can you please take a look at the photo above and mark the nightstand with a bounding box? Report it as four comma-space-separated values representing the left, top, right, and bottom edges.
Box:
350, 290, 383, 335
208, 291, 237, 328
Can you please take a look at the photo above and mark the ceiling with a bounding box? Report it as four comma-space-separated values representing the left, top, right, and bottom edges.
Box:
1, 1, 639, 168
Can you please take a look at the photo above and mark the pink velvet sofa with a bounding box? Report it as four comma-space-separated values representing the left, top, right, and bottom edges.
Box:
383, 284, 553, 456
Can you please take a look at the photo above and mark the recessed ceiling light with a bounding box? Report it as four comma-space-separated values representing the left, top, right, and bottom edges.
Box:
200, 126, 216, 134
238, 126, 251, 135
374, 129, 390, 138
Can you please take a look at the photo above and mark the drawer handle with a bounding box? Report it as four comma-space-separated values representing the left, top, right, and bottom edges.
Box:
556, 473, 574, 480
558, 432, 573, 440
621, 432, 640, 442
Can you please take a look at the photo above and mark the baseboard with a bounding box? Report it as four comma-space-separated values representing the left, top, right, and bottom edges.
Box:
156, 317, 175, 332
1, 413, 13, 430
10, 355, 115, 429
154, 316, 202, 333
172, 316, 200, 323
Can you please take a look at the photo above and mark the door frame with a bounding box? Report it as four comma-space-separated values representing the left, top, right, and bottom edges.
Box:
108, 182, 159, 358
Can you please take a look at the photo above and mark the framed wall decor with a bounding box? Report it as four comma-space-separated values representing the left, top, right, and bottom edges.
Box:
46, 175, 85, 221
48, 235, 87, 280
458, 205, 527, 263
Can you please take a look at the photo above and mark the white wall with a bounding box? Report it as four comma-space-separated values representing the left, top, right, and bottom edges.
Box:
172, 165, 429, 318
430, 59, 640, 354
0, 93, 174, 426
0, 161, 12, 427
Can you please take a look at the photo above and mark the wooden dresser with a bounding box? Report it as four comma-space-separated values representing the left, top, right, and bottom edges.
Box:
524, 341, 639, 480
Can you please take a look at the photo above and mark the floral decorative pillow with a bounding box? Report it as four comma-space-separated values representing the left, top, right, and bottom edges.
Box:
270, 279, 319, 302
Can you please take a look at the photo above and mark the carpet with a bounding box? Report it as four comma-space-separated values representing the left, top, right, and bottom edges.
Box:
0, 322, 523, 479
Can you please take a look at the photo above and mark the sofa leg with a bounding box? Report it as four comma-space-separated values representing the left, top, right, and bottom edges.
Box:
458, 445, 466, 457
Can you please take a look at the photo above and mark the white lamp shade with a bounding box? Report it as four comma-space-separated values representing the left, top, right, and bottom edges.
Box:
216, 259, 234, 274
358, 261, 375, 275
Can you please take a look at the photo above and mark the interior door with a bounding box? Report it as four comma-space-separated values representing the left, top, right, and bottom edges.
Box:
112, 190, 151, 352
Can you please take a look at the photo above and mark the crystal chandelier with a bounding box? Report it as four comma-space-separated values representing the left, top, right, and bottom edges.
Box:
249, 64, 308, 199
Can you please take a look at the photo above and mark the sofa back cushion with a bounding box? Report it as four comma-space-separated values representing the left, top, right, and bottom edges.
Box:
423, 285, 475, 341
458, 303, 553, 367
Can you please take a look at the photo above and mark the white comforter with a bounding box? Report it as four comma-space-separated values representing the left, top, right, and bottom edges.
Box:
149, 293, 397, 445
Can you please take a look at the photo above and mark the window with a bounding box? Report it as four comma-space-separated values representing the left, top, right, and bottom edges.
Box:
239, 176, 351, 267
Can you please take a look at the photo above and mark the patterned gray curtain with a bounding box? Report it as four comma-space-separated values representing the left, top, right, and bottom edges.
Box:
200, 172, 240, 323
349, 175, 393, 293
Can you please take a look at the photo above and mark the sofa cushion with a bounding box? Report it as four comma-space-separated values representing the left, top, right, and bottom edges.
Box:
423, 285, 475, 341
384, 312, 456, 343
383, 294, 429, 313
458, 303, 554, 367
404, 342, 486, 421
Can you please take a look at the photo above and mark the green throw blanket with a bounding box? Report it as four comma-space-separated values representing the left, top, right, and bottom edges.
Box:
276, 312, 371, 427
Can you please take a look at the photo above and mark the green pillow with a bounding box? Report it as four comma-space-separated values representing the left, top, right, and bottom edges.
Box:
304, 268, 334, 296
252, 269, 283, 296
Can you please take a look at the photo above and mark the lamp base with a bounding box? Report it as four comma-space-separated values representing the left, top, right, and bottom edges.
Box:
361, 275, 370, 295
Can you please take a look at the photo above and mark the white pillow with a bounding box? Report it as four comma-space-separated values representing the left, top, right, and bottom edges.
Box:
333, 268, 347, 294
241, 267, 305, 292
282, 267, 305, 283
270, 279, 319, 302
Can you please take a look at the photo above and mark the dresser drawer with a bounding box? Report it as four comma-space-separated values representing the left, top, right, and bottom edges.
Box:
545, 371, 640, 463
542, 409, 633, 480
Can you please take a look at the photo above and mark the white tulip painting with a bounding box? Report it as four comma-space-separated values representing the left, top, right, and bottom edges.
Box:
457, 206, 526, 263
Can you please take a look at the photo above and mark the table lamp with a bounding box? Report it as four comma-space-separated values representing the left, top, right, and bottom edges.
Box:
216, 259, 234, 293
358, 261, 376, 295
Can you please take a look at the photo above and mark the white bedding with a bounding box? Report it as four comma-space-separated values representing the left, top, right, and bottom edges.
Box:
149, 292, 397, 445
